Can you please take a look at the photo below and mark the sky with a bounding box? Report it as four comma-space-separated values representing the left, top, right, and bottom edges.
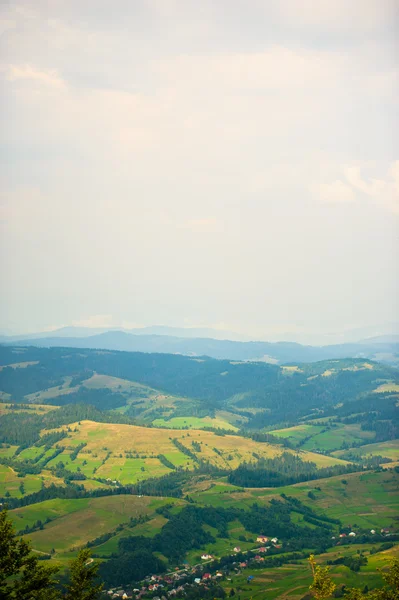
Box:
0, 0, 398, 341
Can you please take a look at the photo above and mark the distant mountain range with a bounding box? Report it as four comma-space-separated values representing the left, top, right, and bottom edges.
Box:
2, 323, 398, 345
1, 328, 398, 365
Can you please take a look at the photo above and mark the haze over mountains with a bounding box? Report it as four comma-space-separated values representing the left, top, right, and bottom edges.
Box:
1, 326, 398, 365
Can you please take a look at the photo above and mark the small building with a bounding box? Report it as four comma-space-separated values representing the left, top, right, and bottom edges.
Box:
271, 537, 278, 544
257, 536, 268, 543
201, 554, 212, 560
202, 573, 212, 580
194, 578, 201, 584
370, 529, 376, 535
349, 532, 356, 537
233, 546, 241, 552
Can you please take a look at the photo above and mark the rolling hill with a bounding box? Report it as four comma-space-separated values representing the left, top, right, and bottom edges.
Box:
2, 330, 399, 364
0, 343, 398, 597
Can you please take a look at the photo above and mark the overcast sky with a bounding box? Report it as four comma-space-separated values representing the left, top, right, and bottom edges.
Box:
0, 0, 398, 340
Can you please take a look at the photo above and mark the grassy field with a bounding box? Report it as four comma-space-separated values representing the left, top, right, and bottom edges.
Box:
9, 495, 182, 554
271, 422, 375, 452
333, 439, 399, 461
373, 382, 399, 393
0, 465, 65, 498
46, 420, 347, 475
152, 415, 238, 431
217, 544, 399, 600
192, 469, 399, 530
91, 514, 169, 557
0, 403, 58, 416
0, 361, 39, 370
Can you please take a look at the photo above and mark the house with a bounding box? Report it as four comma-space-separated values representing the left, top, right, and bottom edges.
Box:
254, 555, 261, 560
271, 537, 278, 544
201, 554, 212, 560
381, 528, 390, 534
233, 546, 241, 552
339, 533, 347, 538
216, 572, 223, 577
257, 536, 268, 543
258, 547, 267, 553
194, 578, 201, 584
349, 532, 356, 537
202, 573, 212, 580
370, 529, 376, 535
239, 562, 247, 568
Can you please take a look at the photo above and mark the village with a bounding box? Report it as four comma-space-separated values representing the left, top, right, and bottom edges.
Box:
101, 526, 395, 599
102, 535, 281, 599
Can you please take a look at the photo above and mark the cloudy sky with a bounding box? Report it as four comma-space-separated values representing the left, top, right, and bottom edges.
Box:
0, 0, 398, 340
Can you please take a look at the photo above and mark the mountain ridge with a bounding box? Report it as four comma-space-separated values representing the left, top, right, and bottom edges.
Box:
3, 329, 398, 365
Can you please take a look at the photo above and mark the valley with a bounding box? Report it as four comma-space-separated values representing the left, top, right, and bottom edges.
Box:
0, 344, 398, 599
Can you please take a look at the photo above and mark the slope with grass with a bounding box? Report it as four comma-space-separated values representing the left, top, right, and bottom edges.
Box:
192, 469, 399, 530
333, 439, 399, 462
9, 495, 183, 554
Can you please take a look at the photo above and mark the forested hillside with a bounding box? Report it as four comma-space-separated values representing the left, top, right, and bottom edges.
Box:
1, 346, 398, 430
0, 344, 398, 598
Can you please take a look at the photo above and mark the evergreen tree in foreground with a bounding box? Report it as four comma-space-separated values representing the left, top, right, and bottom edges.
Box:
64, 547, 103, 600
308, 554, 399, 599
0, 508, 59, 599
0, 509, 102, 599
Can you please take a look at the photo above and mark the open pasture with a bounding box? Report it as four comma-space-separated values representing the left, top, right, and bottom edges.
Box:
192, 470, 399, 530
152, 415, 238, 431
271, 422, 375, 451
218, 544, 398, 600
0, 465, 65, 498
50, 420, 346, 472
333, 439, 399, 461
0, 403, 57, 416
10, 494, 178, 554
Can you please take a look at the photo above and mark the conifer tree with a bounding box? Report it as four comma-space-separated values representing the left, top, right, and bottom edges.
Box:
0, 508, 59, 599
64, 548, 103, 600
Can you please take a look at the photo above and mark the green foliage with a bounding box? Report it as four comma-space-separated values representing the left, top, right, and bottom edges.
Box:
309, 554, 336, 599
158, 453, 176, 470
64, 548, 103, 600
228, 452, 356, 487
0, 508, 59, 599
309, 556, 399, 600
1, 345, 397, 430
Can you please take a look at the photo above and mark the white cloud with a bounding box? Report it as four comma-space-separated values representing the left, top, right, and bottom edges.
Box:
312, 162, 399, 214
5, 64, 65, 88
310, 180, 356, 204
0, 0, 397, 335
345, 162, 399, 214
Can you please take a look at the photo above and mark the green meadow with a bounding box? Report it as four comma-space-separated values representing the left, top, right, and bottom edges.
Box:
152, 415, 238, 430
